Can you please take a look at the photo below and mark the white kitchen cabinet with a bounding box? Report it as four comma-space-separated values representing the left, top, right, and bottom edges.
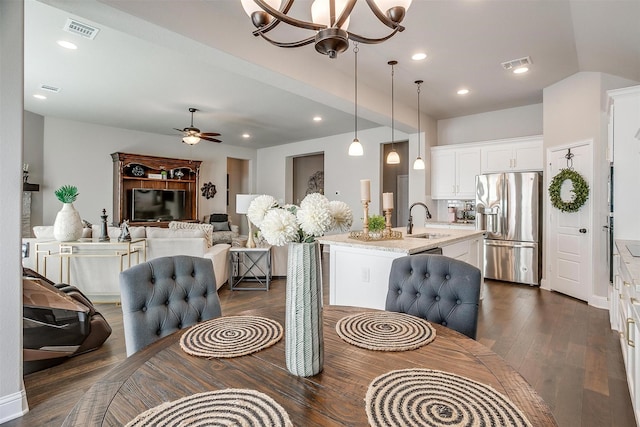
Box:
480, 137, 543, 173
609, 85, 640, 241
431, 147, 480, 199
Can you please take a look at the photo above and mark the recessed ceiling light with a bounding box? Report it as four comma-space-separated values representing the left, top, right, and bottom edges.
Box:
411, 52, 427, 61
242, 133, 251, 138
33, 94, 47, 100
57, 40, 77, 50
313, 116, 322, 122
513, 67, 529, 74
457, 89, 470, 95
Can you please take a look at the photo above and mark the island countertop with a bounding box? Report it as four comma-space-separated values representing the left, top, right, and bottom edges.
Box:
318, 227, 485, 255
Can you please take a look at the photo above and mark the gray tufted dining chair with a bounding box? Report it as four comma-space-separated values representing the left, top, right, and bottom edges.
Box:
119, 255, 222, 356
385, 254, 481, 339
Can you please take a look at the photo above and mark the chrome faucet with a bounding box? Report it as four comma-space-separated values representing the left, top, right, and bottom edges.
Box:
407, 202, 432, 235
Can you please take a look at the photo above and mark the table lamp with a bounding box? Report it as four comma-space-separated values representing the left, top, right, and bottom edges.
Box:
236, 194, 258, 248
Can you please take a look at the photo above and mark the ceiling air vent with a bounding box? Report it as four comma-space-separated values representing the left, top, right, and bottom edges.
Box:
501, 56, 532, 71
63, 18, 100, 40
40, 84, 60, 93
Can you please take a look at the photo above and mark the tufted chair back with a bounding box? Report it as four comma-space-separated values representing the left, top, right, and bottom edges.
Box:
119, 255, 222, 356
385, 254, 481, 339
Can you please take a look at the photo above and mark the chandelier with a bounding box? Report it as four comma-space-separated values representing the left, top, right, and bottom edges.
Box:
240, 0, 413, 59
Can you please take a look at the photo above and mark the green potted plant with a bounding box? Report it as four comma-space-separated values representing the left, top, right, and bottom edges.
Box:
53, 185, 83, 242
368, 214, 386, 238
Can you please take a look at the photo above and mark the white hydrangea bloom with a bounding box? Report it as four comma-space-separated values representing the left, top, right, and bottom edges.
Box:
328, 200, 353, 232
247, 195, 277, 227
259, 208, 299, 246
297, 193, 332, 237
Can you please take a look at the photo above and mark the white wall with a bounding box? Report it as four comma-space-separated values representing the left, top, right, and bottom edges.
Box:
0, 0, 29, 422
437, 104, 543, 145
257, 126, 422, 230
34, 117, 257, 225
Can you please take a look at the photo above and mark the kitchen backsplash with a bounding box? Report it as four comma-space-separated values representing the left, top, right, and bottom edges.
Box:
434, 199, 476, 222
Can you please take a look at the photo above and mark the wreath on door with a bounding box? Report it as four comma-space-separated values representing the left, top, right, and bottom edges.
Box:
548, 168, 590, 213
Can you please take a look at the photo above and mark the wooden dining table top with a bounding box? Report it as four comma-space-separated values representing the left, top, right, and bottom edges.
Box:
62, 305, 557, 426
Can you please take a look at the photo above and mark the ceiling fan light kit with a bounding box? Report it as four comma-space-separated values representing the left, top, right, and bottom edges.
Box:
174, 107, 222, 145
240, 0, 413, 59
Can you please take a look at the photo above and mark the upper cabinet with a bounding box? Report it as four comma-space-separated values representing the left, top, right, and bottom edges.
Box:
608, 85, 640, 241
431, 147, 480, 200
480, 137, 543, 173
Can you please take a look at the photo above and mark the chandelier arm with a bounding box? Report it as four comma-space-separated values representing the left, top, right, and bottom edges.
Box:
257, 33, 317, 48
250, 0, 295, 36
365, 0, 405, 30
252, 0, 326, 32
334, 0, 357, 29
347, 28, 403, 45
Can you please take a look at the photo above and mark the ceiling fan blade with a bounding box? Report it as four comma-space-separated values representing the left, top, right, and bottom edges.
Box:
201, 136, 222, 143
200, 132, 221, 137
173, 127, 187, 133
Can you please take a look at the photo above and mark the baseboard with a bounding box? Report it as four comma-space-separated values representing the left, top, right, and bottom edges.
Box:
0, 389, 28, 424
539, 278, 550, 291
589, 295, 609, 310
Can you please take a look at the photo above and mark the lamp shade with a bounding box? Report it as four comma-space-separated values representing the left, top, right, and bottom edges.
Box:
413, 156, 425, 170
349, 138, 364, 156
236, 194, 258, 214
386, 150, 400, 164
240, 0, 281, 16
182, 135, 200, 145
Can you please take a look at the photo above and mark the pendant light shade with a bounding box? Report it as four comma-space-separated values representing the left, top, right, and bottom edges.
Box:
413, 79, 425, 170
386, 60, 400, 164
182, 135, 200, 145
349, 42, 364, 156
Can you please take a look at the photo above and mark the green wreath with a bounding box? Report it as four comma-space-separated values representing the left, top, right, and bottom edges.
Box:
548, 168, 590, 213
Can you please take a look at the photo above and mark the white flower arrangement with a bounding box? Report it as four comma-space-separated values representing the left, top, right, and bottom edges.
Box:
247, 193, 353, 246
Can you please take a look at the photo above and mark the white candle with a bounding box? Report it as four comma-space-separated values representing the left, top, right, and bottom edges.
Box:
360, 179, 371, 202
383, 192, 394, 210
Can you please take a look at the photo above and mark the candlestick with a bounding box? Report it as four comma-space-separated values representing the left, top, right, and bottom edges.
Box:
382, 192, 394, 210
384, 208, 393, 236
362, 201, 370, 235
360, 179, 371, 202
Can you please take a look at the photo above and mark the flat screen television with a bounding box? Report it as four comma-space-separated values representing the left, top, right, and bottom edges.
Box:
130, 188, 187, 222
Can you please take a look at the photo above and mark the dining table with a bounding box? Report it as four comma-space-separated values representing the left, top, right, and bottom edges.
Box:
62, 305, 557, 426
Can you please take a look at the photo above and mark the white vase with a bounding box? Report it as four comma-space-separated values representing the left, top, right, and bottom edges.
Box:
53, 203, 83, 242
285, 241, 324, 377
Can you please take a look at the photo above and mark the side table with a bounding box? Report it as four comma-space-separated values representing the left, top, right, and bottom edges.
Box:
228, 246, 271, 291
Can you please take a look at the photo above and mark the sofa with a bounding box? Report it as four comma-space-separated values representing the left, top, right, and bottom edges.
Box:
22, 223, 232, 302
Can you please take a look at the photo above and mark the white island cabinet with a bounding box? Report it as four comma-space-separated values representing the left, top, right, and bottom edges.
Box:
319, 228, 485, 310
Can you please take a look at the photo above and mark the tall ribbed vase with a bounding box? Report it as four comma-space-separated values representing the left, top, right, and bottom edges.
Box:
285, 241, 323, 377
53, 203, 83, 242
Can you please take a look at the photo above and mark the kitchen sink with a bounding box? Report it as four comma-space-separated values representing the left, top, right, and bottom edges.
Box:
415, 233, 451, 239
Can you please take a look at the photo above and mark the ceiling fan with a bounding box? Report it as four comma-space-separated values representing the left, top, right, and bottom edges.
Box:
173, 107, 222, 145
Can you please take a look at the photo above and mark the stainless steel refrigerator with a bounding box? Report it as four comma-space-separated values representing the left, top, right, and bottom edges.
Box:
475, 172, 542, 286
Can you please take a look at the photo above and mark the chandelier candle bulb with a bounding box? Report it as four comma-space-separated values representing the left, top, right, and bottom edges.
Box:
382, 192, 394, 210
360, 179, 371, 202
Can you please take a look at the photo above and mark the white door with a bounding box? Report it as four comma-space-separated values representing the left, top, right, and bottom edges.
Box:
547, 141, 593, 301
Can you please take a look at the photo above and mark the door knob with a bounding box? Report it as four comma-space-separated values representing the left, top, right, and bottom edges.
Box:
579, 228, 587, 233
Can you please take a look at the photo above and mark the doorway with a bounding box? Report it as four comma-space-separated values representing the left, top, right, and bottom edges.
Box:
292, 153, 324, 204
227, 157, 250, 235
382, 141, 409, 226
546, 141, 593, 302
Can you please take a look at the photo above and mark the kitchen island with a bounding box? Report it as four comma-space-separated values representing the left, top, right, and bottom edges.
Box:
319, 227, 485, 310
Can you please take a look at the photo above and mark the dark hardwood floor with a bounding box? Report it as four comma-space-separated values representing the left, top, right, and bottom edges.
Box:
4, 258, 634, 427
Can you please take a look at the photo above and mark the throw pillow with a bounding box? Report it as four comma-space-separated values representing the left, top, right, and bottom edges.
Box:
209, 213, 229, 223
211, 221, 231, 232
168, 221, 214, 247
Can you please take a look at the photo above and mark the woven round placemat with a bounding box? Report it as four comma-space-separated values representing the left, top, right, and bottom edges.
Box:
335, 311, 436, 351
366, 369, 533, 427
125, 388, 293, 427
180, 315, 283, 358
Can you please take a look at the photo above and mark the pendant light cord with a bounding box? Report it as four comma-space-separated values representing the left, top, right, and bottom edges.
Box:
354, 42, 359, 140
391, 62, 395, 148
416, 80, 422, 157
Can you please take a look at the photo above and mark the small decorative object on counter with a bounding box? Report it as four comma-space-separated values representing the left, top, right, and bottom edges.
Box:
118, 220, 131, 242
99, 208, 110, 242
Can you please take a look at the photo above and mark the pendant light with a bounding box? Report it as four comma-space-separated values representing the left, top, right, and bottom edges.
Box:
348, 42, 364, 156
386, 60, 400, 164
413, 79, 425, 170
